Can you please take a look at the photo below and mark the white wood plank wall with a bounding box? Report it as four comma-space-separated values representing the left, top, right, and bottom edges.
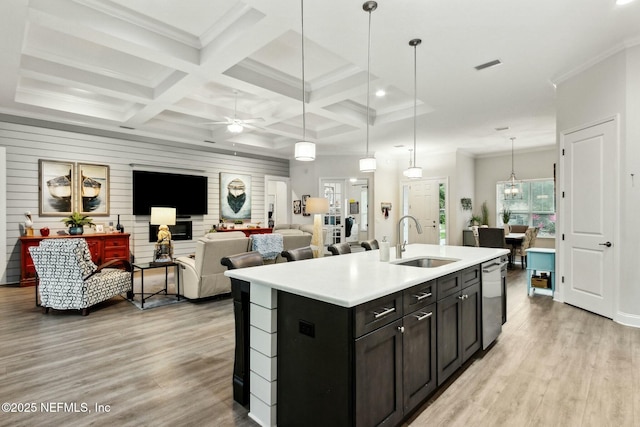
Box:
0, 122, 289, 285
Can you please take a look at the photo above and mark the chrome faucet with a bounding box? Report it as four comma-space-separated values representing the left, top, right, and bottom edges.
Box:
396, 215, 423, 259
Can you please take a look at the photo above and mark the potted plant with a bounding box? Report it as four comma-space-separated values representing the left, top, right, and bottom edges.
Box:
61, 212, 95, 235
469, 214, 482, 227
480, 201, 490, 226
502, 207, 512, 234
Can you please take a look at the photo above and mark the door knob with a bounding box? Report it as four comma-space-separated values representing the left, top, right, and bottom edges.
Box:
598, 241, 612, 247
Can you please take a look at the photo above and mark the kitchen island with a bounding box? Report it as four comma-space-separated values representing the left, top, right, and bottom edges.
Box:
225, 244, 509, 427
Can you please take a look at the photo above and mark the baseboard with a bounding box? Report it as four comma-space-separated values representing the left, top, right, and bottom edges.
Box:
614, 310, 640, 329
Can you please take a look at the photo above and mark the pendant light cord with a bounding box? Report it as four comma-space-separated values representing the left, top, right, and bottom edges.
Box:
413, 42, 417, 166
365, 6, 372, 157
301, 0, 306, 140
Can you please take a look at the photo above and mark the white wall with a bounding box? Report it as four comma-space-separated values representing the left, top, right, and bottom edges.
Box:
1, 121, 288, 284
556, 45, 640, 325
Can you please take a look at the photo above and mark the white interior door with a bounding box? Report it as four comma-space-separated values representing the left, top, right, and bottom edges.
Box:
406, 179, 439, 245
562, 118, 617, 319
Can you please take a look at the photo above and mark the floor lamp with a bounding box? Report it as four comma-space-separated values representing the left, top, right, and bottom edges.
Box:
305, 197, 329, 258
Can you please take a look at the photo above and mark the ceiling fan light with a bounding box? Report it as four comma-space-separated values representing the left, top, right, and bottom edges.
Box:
359, 156, 377, 173
227, 122, 243, 133
295, 141, 316, 161
405, 166, 423, 179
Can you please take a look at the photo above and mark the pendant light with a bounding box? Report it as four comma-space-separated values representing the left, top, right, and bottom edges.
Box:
359, 1, 377, 173
504, 137, 523, 199
405, 38, 423, 179
294, 0, 315, 161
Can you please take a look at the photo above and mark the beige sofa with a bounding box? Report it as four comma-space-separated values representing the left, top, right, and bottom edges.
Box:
176, 230, 314, 300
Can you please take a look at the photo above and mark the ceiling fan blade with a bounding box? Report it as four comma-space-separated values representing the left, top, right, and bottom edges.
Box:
200, 121, 229, 125
241, 118, 265, 124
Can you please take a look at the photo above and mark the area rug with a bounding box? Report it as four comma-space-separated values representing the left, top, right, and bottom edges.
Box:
125, 293, 186, 310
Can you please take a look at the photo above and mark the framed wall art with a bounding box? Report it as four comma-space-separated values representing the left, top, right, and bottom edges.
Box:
302, 194, 310, 216
220, 172, 252, 220
293, 199, 301, 214
78, 163, 110, 216
38, 159, 74, 216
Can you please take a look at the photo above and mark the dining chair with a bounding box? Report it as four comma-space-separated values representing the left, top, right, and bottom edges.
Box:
477, 227, 507, 249
360, 239, 379, 251
328, 242, 351, 255
514, 227, 539, 268
281, 246, 314, 262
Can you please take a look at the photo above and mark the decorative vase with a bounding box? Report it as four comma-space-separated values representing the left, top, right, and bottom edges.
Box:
116, 214, 124, 233
503, 223, 511, 235
69, 226, 84, 235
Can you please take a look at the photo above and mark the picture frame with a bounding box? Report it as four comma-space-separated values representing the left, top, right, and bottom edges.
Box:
220, 172, 252, 220
293, 200, 302, 214
38, 159, 74, 216
78, 163, 110, 216
95, 224, 105, 233
302, 194, 310, 216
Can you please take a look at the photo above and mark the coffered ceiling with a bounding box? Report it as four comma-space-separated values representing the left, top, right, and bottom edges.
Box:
1, 0, 639, 160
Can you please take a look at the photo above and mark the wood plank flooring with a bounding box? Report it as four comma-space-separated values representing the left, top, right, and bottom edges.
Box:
1, 267, 638, 426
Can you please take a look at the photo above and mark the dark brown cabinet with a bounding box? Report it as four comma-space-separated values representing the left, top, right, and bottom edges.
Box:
278, 278, 440, 427
436, 265, 481, 386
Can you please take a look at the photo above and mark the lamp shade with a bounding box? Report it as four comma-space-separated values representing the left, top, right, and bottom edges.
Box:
305, 197, 329, 214
150, 207, 176, 226
405, 166, 423, 179
359, 156, 377, 173
295, 141, 316, 161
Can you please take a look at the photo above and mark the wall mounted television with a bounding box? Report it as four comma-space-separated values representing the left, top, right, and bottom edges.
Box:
132, 170, 208, 216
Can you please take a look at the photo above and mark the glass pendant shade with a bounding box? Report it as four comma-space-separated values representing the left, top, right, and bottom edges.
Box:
359, 156, 377, 173
295, 141, 316, 161
227, 122, 243, 133
405, 166, 423, 179
504, 137, 523, 199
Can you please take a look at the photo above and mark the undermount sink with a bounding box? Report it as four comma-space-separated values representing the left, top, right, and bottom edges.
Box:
393, 257, 460, 268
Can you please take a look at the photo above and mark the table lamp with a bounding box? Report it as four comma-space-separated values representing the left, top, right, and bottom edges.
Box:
150, 207, 176, 263
305, 197, 329, 258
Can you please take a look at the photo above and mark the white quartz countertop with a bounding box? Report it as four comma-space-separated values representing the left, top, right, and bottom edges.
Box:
225, 244, 510, 308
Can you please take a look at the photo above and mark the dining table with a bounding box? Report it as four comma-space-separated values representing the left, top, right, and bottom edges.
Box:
504, 232, 525, 268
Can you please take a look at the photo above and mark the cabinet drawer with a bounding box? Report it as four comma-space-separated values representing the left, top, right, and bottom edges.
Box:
461, 265, 480, 289
403, 280, 436, 314
104, 247, 128, 260
437, 272, 461, 300
354, 292, 403, 338
104, 237, 128, 247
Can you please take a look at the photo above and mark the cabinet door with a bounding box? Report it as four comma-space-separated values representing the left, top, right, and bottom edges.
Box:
461, 282, 481, 363
403, 303, 436, 412
355, 319, 403, 427
437, 293, 461, 385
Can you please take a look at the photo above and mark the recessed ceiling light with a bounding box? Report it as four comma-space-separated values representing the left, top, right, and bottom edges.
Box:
475, 59, 502, 71
376, 89, 386, 97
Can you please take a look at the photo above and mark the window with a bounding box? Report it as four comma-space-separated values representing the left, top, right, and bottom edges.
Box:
496, 178, 556, 237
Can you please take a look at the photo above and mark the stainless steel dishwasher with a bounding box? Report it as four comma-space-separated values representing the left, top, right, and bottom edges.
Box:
481, 255, 508, 349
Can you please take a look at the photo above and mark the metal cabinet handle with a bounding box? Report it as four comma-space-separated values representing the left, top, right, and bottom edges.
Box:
398, 326, 405, 333
414, 311, 433, 321
415, 292, 432, 301
599, 241, 612, 247
373, 307, 396, 319
458, 294, 469, 300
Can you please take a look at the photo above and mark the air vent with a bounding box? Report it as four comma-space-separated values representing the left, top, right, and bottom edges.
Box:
119, 125, 135, 130
475, 59, 502, 71
495, 126, 510, 131
204, 140, 216, 144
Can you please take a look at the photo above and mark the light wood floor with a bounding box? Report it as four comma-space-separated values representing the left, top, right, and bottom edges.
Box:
1, 268, 639, 427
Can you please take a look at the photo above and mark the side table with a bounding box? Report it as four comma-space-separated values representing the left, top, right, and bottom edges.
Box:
526, 248, 555, 297
132, 262, 181, 309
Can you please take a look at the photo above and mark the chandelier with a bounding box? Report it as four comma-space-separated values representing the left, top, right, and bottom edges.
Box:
504, 137, 523, 199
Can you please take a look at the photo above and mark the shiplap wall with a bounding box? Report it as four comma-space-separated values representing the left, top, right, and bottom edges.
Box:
0, 121, 289, 285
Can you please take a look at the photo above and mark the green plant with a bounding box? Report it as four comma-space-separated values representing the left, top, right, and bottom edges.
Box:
480, 201, 490, 225
469, 214, 482, 227
61, 212, 95, 228
502, 207, 512, 224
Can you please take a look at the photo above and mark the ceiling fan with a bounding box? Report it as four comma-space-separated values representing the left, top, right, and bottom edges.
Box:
203, 90, 263, 133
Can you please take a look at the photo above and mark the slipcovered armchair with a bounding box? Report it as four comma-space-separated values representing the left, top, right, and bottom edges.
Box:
175, 231, 250, 300
29, 238, 132, 316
